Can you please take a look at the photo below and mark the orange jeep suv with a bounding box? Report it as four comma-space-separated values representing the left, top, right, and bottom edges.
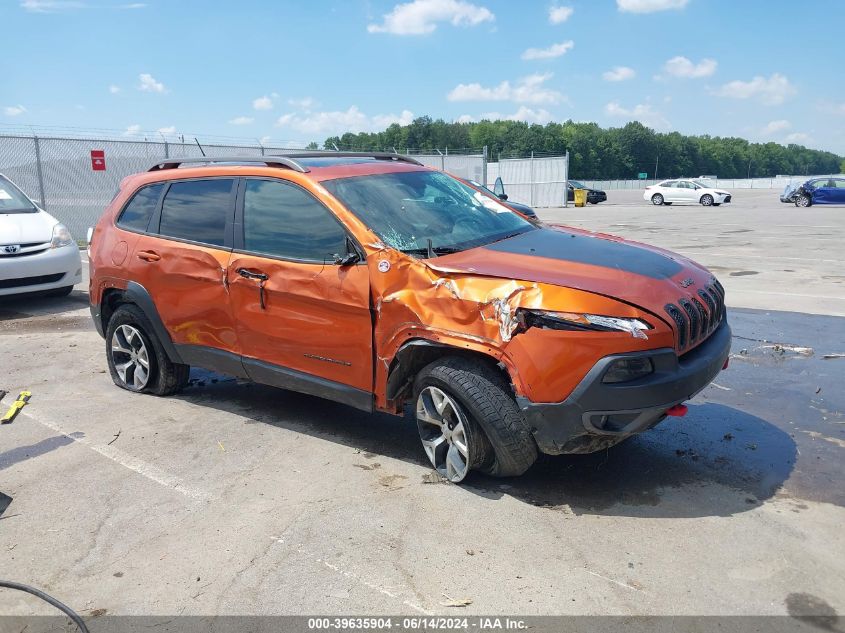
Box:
89, 153, 730, 482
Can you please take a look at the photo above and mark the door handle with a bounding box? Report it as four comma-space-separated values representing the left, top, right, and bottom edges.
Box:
237, 268, 268, 281
137, 250, 161, 262
237, 268, 269, 309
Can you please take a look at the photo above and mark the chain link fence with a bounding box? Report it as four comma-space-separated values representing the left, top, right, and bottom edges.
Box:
0, 134, 569, 239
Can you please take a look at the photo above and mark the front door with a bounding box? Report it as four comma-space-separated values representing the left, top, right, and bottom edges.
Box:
228, 177, 373, 410
131, 177, 241, 370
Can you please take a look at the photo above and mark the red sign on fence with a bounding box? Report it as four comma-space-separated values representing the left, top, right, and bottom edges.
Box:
90, 149, 106, 171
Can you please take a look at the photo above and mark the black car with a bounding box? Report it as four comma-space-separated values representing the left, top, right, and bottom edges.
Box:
567, 180, 607, 204
472, 178, 537, 219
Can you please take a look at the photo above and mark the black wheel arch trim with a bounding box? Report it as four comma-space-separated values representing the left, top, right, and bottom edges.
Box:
121, 281, 184, 364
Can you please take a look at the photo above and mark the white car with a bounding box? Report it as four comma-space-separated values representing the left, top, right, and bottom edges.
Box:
643, 179, 732, 207
0, 173, 82, 297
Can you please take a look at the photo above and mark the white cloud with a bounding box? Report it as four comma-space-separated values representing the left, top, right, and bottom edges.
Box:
3, 105, 27, 116
480, 106, 554, 124
157, 126, 176, 135
367, 0, 494, 35
21, 1, 145, 11
447, 73, 564, 105
122, 124, 141, 137
785, 132, 810, 144
229, 116, 254, 125
605, 101, 670, 129
713, 73, 796, 106
548, 5, 573, 24
138, 73, 166, 93
275, 106, 415, 135
259, 136, 272, 146
521, 40, 574, 61
288, 97, 318, 110
763, 119, 791, 135
602, 66, 636, 82
456, 114, 476, 123
253, 95, 274, 110
663, 56, 717, 78
108, 84, 120, 94
617, 0, 688, 13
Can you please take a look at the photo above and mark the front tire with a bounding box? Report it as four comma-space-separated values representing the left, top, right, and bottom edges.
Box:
105, 304, 189, 396
795, 194, 812, 208
413, 357, 537, 482
651, 194, 664, 206
700, 194, 714, 206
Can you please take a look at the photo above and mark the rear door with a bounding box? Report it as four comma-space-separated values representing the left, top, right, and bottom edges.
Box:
130, 177, 242, 372
813, 178, 836, 204
661, 181, 679, 201
832, 179, 845, 204
228, 177, 373, 409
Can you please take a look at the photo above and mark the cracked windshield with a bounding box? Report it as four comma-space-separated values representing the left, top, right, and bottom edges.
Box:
323, 170, 534, 256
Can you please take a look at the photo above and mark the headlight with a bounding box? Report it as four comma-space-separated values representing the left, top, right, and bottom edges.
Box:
51, 223, 74, 249
519, 309, 651, 339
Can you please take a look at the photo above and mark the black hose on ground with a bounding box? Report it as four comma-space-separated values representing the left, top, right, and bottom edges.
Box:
0, 580, 90, 633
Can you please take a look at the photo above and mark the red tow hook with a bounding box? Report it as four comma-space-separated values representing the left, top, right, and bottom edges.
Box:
722, 357, 730, 370
666, 404, 688, 417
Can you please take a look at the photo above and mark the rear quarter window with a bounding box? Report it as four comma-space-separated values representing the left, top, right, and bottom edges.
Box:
158, 179, 235, 247
116, 183, 164, 232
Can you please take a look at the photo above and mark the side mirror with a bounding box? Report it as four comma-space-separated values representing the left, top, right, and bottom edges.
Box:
493, 176, 506, 199
333, 252, 360, 266
499, 193, 508, 201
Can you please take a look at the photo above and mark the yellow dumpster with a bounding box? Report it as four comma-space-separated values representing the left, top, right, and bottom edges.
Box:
573, 188, 588, 207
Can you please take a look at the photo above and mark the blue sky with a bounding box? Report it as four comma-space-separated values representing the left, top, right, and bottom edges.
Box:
2, 0, 844, 154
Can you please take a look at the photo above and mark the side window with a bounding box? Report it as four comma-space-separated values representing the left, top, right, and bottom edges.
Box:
243, 179, 348, 262
117, 183, 164, 232
158, 179, 234, 247
663, 181, 677, 188
834, 180, 845, 188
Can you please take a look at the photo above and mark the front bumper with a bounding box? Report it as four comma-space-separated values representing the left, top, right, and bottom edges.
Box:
588, 192, 607, 203
519, 319, 732, 455
0, 245, 82, 296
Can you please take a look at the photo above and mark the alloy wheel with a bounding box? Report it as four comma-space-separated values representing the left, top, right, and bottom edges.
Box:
652, 194, 663, 205
701, 194, 714, 206
111, 324, 150, 390
416, 386, 472, 482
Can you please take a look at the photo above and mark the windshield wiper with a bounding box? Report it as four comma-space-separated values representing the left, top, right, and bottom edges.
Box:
400, 243, 463, 258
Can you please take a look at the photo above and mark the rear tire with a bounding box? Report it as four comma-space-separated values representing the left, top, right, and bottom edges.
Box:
651, 194, 664, 205
105, 304, 189, 396
413, 357, 537, 482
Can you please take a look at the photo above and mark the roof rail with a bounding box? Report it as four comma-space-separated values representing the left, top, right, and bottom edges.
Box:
269, 151, 424, 167
148, 156, 309, 173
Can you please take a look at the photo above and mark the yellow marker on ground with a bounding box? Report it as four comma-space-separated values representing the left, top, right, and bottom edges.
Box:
1, 391, 32, 424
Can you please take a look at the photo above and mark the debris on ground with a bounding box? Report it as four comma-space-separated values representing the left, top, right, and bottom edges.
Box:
1, 390, 32, 425
466, 549, 475, 556
107, 430, 121, 446
762, 344, 813, 357
723, 433, 734, 441
421, 472, 449, 484
440, 594, 472, 607
354, 463, 381, 471
822, 353, 845, 360
746, 443, 758, 451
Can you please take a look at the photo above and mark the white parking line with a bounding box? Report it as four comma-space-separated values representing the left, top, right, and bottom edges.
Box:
17, 406, 209, 501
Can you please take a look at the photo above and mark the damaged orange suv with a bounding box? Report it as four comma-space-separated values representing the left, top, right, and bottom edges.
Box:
89, 153, 730, 482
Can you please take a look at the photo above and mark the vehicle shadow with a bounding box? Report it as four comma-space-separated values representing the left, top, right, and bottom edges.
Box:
0, 287, 89, 322
178, 372, 797, 519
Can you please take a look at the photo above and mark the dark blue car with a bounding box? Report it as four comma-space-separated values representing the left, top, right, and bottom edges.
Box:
794, 177, 845, 207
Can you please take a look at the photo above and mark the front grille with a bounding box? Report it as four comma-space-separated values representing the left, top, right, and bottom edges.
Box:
0, 273, 64, 289
665, 280, 725, 352
0, 242, 51, 258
